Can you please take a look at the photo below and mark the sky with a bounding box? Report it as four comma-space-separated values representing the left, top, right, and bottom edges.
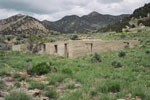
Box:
0, 0, 149, 21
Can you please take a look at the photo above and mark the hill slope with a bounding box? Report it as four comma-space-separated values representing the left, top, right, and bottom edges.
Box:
98, 3, 150, 32
0, 14, 49, 35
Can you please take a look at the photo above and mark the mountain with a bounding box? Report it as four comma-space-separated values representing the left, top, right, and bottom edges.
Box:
81, 11, 128, 27
43, 15, 94, 33
0, 14, 49, 35
43, 12, 128, 33
98, 3, 150, 32
0, 12, 128, 34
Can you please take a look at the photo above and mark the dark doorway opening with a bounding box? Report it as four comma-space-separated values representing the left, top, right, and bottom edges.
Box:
86, 43, 93, 52
64, 43, 69, 58
43, 44, 46, 51
90, 43, 93, 52
54, 45, 58, 53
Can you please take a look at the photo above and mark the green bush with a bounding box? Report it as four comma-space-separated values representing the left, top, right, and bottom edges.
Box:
50, 39, 56, 42
26, 67, 32, 75
31, 62, 51, 75
107, 81, 120, 93
14, 82, 21, 88
25, 58, 32, 63
66, 83, 75, 89
62, 67, 72, 75
48, 73, 67, 85
90, 89, 97, 96
28, 80, 45, 90
98, 81, 121, 93
13, 73, 21, 79
146, 50, 150, 54
0, 68, 11, 77
4, 91, 31, 100
70, 35, 78, 40
61, 90, 83, 100
45, 88, 58, 99
91, 53, 102, 63
120, 34, 126, 39
19, 76, 27, 81
0, 78, 5, 90
111, 61, 122, 68
118, 51, 126, 57
131, 88, 146, 99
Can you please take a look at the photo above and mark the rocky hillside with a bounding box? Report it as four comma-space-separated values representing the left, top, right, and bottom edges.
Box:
0, 14, 49, 35
43, 15, 94, 33
43, 12, 128, 33
98, 3, 150, 32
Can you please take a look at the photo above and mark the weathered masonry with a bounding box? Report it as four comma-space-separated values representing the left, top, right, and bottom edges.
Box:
12, 39, 139, 58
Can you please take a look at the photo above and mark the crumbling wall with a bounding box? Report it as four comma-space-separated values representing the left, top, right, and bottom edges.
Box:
12, 40, 139, 58
45, 41, 73, 57
12, 44, 28, 52
70, 40, 139, 58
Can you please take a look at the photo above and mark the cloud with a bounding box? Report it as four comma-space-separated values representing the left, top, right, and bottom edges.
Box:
98, 0, 124, 4
0, 0, 59, 14
0, 0, 149, 21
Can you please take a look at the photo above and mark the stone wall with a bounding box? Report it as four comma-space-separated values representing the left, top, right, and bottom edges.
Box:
69, 40, 138, 58
12, 39, 139, 58
44, 39, 139, 58
12, 44, 28, 52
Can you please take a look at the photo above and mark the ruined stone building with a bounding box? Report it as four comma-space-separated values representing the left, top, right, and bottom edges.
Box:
12, 39, 139, 58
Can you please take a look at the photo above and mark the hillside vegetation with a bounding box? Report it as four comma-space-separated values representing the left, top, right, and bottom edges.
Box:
98, 3, 150, 32
0, 29, 150, 100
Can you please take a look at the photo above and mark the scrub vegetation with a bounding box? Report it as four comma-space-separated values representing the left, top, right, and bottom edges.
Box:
1, 29, 150, 100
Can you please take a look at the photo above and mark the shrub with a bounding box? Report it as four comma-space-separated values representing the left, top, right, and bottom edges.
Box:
111, 61, 122, 68
19, 76, 27, 81
48, 73, 67, 85
26, 67, 32, 75
66, 83, 75, 89
137, 29, 142, 33
118, 51, 126, 57
14, 82, 21, 88
13, 73, 21, 79
62, 67, 72, 75
132, 88, 146, 99
100, 94, 110, 100
50, 39, 56, 42
90, 89, 97, 96
0, 78, 5, 90
120, 34, 126, 39
28, 80, 45, 90
0, 69, 11, 76
97, 83, 108, 93
61, 90, 83, 100
124, 45, 129, 49
25, 58, 32, 63
31, 62, 51, 75
70, 35, 78, 40
4, 91, 31, 100
98, 81, 121, 93
107, 81, 120, 93
45, 88, 58, 99
146, 50, 150, 54
91, 53, 102, 63
0, 78, 4, 84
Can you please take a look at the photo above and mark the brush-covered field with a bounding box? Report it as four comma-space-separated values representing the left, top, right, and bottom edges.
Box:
0, 29, 150, 100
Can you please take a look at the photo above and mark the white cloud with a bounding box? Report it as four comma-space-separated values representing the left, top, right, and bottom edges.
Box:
0, 0, 149, 21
